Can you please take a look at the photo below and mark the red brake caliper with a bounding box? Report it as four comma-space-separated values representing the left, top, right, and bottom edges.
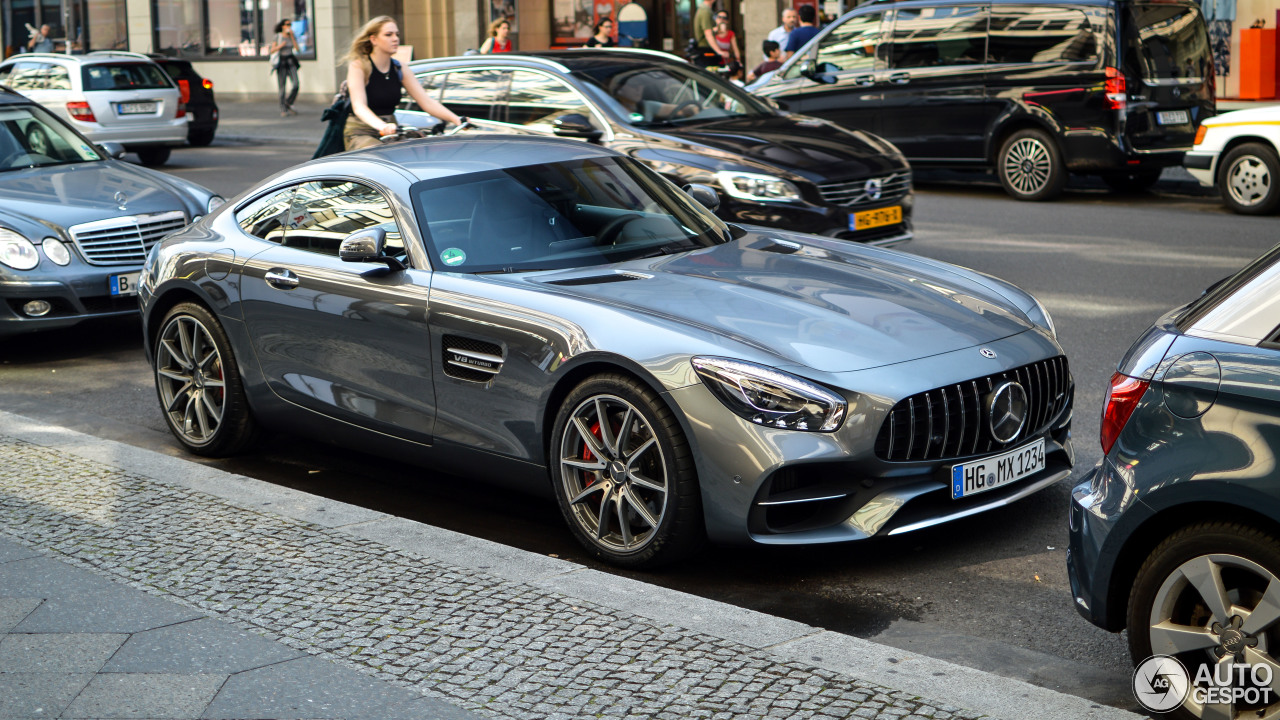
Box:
582, 421, 602, 488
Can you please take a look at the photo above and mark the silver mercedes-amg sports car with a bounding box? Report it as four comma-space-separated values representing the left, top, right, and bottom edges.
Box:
139, 135, 1073, 568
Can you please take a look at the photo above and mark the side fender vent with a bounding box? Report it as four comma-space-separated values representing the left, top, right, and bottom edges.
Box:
443, 335, 504, 383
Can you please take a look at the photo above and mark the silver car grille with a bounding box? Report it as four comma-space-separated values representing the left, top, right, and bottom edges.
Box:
68, 211, 188, 266
816, 172, 911, 208
874, 356, 1070, 462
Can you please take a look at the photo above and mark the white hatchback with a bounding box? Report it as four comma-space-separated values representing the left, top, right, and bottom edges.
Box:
0, 51, 187, 166
1184, 105, 1280, 215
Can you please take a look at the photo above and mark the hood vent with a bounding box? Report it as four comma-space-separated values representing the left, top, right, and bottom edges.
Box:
545, 271, 649, 286
760, 238, 803, 254
443, 335, 503, 383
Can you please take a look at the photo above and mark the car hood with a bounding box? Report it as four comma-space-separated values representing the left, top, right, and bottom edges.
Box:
528, 234, 1034, 373
1203, 105, 1280, 127
651, 114, 904, 181
0, 161, 194, 231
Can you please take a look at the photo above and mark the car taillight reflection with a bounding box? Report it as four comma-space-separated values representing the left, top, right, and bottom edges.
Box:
1100, 372, 1149, 454
1104, 67, 1126, 111
66, 101, 96, 123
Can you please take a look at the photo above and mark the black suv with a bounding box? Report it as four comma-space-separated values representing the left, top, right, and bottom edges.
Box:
752, 0, 1216, 201
148, 55, 218, 146
399, 49, 913, 245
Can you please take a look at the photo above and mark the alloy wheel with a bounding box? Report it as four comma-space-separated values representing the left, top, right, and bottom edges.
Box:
558, 394, 668, 553
1225, 156, 1272, 209
1002, 137, 1052, 196
1147, 553, 1280, 719
156, 314, 227, 445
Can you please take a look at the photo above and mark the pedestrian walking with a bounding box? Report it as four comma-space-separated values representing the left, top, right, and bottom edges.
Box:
271, 20, 301, 116
479, 19, 513, 53
341, 16, 465, 151
584, 18, 616, 47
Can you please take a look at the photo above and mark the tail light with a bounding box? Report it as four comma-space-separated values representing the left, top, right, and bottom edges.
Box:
1104, 66, 1126, 111
202, 78, 213, 91
1194, 124, 1208, 146
1100, 372, 1149, 454
66, 101, 95, 123
177, 79, 191, 104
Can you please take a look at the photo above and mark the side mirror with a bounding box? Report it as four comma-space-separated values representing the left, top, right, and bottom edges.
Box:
683, 183, 720, 212
339, 227, 404, 271
98, 141, 126, 159
800, 60, 839, 85
552, 113, 603, 141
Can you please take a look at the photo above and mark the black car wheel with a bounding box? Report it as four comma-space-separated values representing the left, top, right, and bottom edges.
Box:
154, 302, 257, 457
997, 128, 1066, 201
1128, 522, 1280, 720
551, 374, 702, 568
136, 146, 171, 166
1102, 169, 1163, 194
1219, 143, 1280, 215
188, 128, 216, 147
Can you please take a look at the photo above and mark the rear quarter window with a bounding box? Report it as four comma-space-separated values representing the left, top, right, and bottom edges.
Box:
82, 63, 173, 91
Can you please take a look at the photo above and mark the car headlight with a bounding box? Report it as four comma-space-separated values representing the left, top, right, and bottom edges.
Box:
207, 196, 225, 214
714, 171, 802, 203
41, 237, 71, 266
1026, 295, 1057, 338
0, 229, 39, 270
692, 356, 846, 432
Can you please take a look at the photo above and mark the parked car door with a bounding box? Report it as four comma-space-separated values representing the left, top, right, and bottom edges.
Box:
236, 178, 437, 443
876, 5, 991, 162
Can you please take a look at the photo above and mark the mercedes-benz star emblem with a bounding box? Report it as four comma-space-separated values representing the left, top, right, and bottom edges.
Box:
980, 347, 997, 359
986, 381, 1029, 444
864, 178, 883, 202
114, 191, 128, 210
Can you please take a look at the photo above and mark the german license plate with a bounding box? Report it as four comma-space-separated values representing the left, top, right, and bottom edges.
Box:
1157, 109, 1189, 125
849, 206, 902, 231
109, 272, 140, 296
117, 102, 156, 115
950, 438, 1045, 500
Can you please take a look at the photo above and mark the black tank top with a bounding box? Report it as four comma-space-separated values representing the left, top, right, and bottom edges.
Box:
364, 63, 401, 117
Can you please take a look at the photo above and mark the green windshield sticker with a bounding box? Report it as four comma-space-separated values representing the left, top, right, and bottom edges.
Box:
629, 112, 645, 123
440, 248, 467, 266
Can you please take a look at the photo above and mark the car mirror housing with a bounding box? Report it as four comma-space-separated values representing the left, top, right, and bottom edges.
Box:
800, 60, 839, 85
552, 114, 603, 141
98, 141, 126, 159
683, 183, 720, 212
339, 227, 404, 271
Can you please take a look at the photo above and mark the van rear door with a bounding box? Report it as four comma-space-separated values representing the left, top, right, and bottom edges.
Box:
1121, 1, 1215, 152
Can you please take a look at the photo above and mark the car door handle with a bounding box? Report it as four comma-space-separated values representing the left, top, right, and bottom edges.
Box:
853, 74, 875, 87
888, 72, 910, 85
264, 268, 299, 290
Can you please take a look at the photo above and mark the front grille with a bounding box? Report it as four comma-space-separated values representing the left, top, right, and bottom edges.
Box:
816, 171, 912, 208
68, 211, 188, 266
874, 356, 1070, 462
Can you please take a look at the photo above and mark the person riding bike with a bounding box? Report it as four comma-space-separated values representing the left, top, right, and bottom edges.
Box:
342, 16, 465, 151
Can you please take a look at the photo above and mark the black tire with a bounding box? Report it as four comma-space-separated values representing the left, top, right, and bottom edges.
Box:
1102, 169, 1163, 194
996, 128, 1066, 201
1127, 522, 1280, 720
188, 128, 216, 147
135, 146, 171, 166
153, 302, 258, 457
550, 373, 703, 568
1218, 143, 1280, 215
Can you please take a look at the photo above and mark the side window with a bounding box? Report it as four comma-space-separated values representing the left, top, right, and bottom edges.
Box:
403, 71, 446, 110
988, 6, 1099, 64
505, 71, 596, 131
46, 65, 71, 90
439, 69, 509, 123
813, 12, 885, 73
889, 6, 988, 69
283, 180, 405, 260
236, 186, 296, 243
4, 62, 52, 90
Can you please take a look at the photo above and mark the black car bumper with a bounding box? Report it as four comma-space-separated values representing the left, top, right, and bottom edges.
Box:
720, 197, 913, 247
0, 276, 139, 336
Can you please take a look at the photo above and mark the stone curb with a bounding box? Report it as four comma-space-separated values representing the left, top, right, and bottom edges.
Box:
0, 409, 1141, 720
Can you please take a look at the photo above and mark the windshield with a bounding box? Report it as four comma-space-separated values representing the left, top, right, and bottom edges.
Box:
0, 104, 102, 172
411, 155, 730, 274
573, 62, 772, 127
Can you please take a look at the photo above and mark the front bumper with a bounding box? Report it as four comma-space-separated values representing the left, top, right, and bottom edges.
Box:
0, 272, 140, 336
720, 196, 913, 248
1183, 151, 1217, 187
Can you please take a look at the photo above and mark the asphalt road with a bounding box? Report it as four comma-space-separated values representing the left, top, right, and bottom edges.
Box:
3, 139, 1277, 711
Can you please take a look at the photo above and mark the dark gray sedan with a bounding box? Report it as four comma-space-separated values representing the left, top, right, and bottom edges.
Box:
0, 86, 221, 336
140, 135, 1072, 568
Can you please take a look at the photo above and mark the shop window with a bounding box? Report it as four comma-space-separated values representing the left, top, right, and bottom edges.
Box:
151, 0, 315, 60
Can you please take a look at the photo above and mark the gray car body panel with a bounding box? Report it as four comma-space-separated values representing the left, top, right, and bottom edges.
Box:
142, 135, 1072, 546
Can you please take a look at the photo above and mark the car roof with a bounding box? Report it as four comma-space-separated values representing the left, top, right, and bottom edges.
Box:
1, 51, 162, 67
409, 48, 687, 74
317, 134, 624, 182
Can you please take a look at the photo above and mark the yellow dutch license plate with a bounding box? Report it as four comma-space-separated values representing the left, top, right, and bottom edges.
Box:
850, 206, 902, 231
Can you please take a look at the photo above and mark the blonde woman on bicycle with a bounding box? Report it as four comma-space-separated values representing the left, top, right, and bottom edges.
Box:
342, 16, 465, 151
